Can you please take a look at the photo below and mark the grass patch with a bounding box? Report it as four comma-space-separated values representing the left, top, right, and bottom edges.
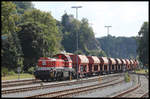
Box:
2, 73, 35, 81
124, 72, 131, 82
135, 69, 148, 74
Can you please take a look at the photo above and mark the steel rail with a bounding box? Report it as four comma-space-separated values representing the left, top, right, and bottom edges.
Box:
2, 79, 41, 88
25, 78, 124, 98
112, 74, 148, 98
2, 73, 122, 88
141, 92, 149, 98
112, 83, 141, 98
2, 78, 36, 84
2, 73, 122, 95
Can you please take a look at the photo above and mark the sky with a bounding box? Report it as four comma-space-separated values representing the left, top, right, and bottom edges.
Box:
32, 1, 148, 38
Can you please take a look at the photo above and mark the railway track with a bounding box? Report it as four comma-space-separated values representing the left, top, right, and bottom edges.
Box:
141, 92, 149, 98
25, 77, 124, 98
112, 82, 141, 98
2, 78, 35, 84
2, 73, 122, 95
2, 79, 41, 88
111, 75, 149, 98
2, 73, 123, 88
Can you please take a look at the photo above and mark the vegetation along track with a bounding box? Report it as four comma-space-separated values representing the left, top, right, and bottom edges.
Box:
2, 73, 122, 95
25, 77, 124, 98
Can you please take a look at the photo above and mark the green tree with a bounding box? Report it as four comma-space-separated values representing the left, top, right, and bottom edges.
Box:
60, 13, 101, 55
13, 1, 34, 14
2, 2, 19, 36
61, 13, 80, 53
137, 22, 149, 67
17, 9, 62, 70
78, 18, 96, 54
22, 9, 62, 55
2, 1, 24, 71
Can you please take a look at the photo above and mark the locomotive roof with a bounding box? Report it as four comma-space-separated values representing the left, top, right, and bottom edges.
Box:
54, 54, 72, 62
108, 58, 116, 64
39, 57, 64, 61
115, 58, 122, 64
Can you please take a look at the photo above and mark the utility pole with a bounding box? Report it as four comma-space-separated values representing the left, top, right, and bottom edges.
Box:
105, 26, 112, 36
71, 6, 82, 80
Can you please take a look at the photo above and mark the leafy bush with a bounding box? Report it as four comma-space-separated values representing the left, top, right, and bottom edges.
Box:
2, 67, 9, 77
8, 70, 16, 75
124, 72, 131, 82
28, 67, 35, 74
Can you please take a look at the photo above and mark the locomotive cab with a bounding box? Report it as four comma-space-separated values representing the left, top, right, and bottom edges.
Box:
34, 57, 65, 81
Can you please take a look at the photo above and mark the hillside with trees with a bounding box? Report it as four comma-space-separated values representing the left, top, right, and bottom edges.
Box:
96, 35, 138, 59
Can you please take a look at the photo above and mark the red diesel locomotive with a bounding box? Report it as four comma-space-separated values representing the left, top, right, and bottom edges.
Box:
34, 53, 139, 81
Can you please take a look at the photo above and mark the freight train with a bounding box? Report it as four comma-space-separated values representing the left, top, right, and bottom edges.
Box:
34, 53, 139, 81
